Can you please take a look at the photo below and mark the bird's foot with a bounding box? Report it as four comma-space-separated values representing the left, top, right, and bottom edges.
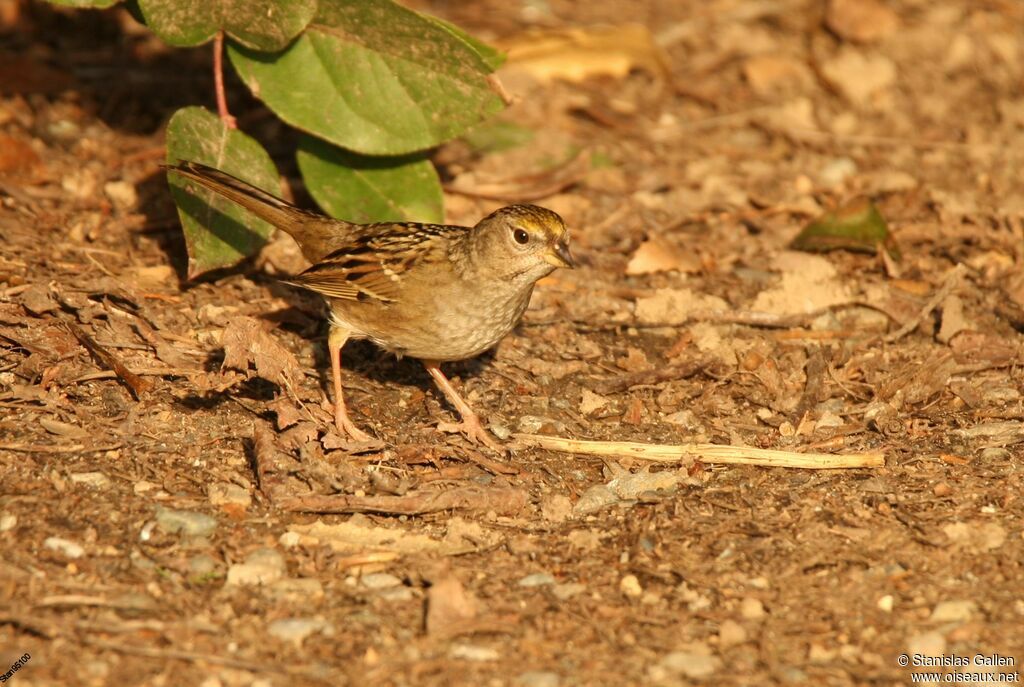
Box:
437, 415, 502, 452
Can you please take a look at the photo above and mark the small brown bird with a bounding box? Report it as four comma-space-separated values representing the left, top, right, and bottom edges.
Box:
167, 161, 574, 449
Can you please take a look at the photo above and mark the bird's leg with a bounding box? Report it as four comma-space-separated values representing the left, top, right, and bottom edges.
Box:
328, 326, 373, 442
422, 360, 501, 451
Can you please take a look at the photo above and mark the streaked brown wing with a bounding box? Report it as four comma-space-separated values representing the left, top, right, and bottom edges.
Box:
286, 222, 465, 303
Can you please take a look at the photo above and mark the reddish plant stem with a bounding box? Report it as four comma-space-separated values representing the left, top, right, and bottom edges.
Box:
213, 31, 237, 129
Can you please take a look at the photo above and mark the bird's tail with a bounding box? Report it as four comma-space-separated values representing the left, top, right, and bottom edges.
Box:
165, 160, 345, 262
165, 161, 308, 229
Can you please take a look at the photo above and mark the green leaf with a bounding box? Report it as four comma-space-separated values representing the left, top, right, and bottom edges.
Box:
791, 197, 901, 260
297, 135, 442, 225
136, 0, 315, 50
46, 0, 120, 7
420, 14, 505, 71
165, 106, 281, 278
228, 0, 505, 155
462, 120, 534, 154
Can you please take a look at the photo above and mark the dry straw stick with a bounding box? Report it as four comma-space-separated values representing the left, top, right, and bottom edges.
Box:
514, 434, 884, 469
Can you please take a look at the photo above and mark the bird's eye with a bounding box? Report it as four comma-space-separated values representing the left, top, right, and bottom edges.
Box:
513, 228, 530, 245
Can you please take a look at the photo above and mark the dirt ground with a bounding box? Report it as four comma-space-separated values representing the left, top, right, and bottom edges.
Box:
2, 0, 1024, 685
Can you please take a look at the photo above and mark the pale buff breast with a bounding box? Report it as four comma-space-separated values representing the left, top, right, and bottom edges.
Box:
328, 282, 536, 362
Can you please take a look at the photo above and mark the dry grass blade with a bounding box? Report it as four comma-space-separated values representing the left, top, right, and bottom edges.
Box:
444, 150, 590, 201
66, 321, 151, 398
277, 486, 528, 516
514, 434, 885, 469
882, 264, 965, 343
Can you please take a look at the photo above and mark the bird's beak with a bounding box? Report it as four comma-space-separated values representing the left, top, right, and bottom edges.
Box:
544, 239, 576, 268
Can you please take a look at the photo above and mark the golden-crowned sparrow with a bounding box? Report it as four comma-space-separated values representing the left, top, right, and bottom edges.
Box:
167, 161, 574, 449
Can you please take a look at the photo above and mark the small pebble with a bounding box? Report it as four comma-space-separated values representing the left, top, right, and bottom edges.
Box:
718, 619, 747, 647
278, 532, 301, 548
378, 587, 414, 602
103, 180, 138, 210
0, 513, 16, 532
980, 447, 1011, 461
361, 573, 402, 590
572, 485, 618, 515
488, 423, 512, 440
188, 553, 220, 578
650, 646, 721, 680
155, 506, 218, 538
740, 597, 767, 620
519, 573, 556, 588
269, 578, 325, 601
70, 472, 111, 489
516, 671, 561, 687
620, 574, 643, 598
267, 617, 330, 645
819, 157, 858, 187
540, 495, 573, 523
226, 548, 286, 587
44, 536, 85, 558
207, 482, 251, 509
552, 583, 586, 601
450, 644, 500, 662
907, 631, 946, 657
930, 600, 977, 623
877, 595, 894, 612
808, 643, 836, 663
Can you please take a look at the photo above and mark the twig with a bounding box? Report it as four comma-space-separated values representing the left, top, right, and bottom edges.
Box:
539, 301, 899, 334
213, 31, 237, 129
72, 368, 205, 383
81, 638, 282, 675
514, 434, 884, 469
0, 443, 122, 454
0, 614, 57, 639
882, 264, 965, 343
457, 447, 519, 475
66, 322, 152, 398
486, 73, 515, 106
277, 485, 528, 516
590, 358, 711, 394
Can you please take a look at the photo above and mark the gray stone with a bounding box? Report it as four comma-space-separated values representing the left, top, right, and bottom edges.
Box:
267, 617, 330, 645
516, 671, 561, 687
450, 644, 500, 661
226, 548, 286, 587
518, 573, 556, 588
70, 472, 111, 489
361, 573, 402, 590
44, 536, 84, 559
155, 506, 217, 538
552, 583, 586, 601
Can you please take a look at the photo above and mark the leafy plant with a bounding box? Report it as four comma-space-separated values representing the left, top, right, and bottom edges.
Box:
48, 0, 506, 277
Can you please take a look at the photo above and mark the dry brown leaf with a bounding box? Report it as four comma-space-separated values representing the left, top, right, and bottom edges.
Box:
579, 388, 609, 415
426, 574, 480, 637
220, 316, 301, 391
0, 133, 42, 179
948, 332, 1018, 366
937, 294, 970, 344
750, 252, 853, 315
499, 24, 670, 84
742, 55, 813, 96
826, 0, 900, 44
634, 288, 730, 325
877, 354, 957, 405
445, 150, 590, 202
625, 237, 701, 275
